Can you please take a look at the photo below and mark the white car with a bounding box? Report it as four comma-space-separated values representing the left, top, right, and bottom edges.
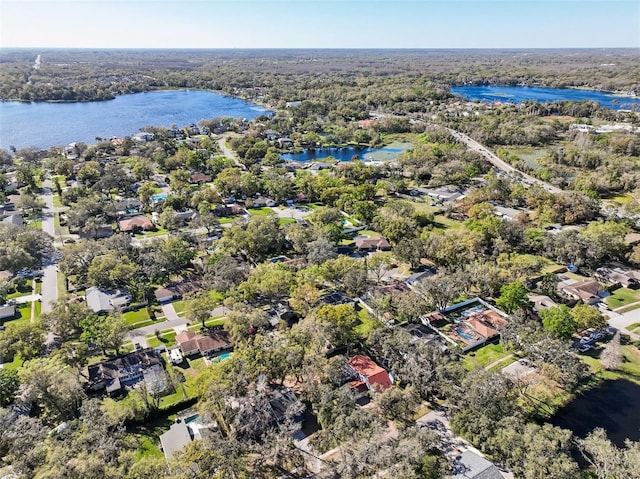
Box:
596, 302, 610, 311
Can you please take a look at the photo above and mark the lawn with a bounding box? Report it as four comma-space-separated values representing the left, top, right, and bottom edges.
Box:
147, 331, 178, 348
172, 300, 186, 314
279, 218, 296, 226
28, 220, 42, 229
53, 195, 64, 208
464, 343, 513, 370
580, 345, 640, 385
354, 309, 381, 338
141, 226, 169, 238
123, 308, 156, 329
432, 214, 464, 230
354, 229, 382, 238
605, 288, 640, 309
605, 288, 640, 310
187, 316, 225, 331
247, 207, 274, 216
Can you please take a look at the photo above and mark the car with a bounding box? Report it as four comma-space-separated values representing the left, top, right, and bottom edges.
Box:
578, 344, 591, 352
596, 302, 610, 311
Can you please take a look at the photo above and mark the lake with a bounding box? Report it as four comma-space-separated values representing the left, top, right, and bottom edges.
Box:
451, 85, 640, 111
0, 90, 271, 150
280, 142, 412, 163
549, 379, 640, 447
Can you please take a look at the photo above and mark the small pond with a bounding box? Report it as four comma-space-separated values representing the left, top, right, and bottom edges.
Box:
549, 379, 640, 447
280, 141, 412, 163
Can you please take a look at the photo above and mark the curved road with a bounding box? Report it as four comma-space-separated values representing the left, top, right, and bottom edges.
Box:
445, 127, 563, 194
217, 133, 246, 170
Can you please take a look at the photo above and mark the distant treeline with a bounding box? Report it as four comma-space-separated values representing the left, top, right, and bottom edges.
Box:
1, 49, 638, 104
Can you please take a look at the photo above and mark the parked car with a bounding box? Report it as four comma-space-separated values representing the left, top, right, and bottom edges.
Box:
596, 302, 610, 311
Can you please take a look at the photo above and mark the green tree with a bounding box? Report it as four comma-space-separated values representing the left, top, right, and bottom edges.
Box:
41, 295, 90, 341
0, 368, 20, 406
496, 281, 532, 314
539, 305, 577, 340
185, 290, 218, 328
87, 254, 137, 289
80, 313, 128, 355
570, 303, 607, 331
221, 215, 284, 262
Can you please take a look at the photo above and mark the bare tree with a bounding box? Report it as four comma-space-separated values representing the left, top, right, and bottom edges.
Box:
600, 331, 622, 371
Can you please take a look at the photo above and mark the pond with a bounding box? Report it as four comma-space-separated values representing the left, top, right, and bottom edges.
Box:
280, 141, 412, 163
451, 85, 640, 111
549, 379, 640, 447
0, 90, 271, 150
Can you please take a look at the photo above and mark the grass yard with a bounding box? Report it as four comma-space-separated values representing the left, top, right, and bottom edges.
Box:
354, 309, 381, 338
354, 229, 382, 238
432, 214, 464, 230
580, 345, 640, 385
279, 218, 296, 226
247, 207, 274, 216
172, 300, 186, 314
28, 220, 42, 229
147, 331, 177, 348
187, 316, 225, 331
141, 226, 169, 238
464, 343, 512, 370
605, 288, 640, 310
53, 195, 64, 208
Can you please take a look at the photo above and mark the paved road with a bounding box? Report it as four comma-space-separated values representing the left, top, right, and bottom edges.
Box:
40, 180, 59, 314
445, 127, 563, 194
605, 308, 640, 340
217, 133, 246, 170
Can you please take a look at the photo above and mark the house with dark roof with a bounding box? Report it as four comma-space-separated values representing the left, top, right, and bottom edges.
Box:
354, 236, 391, 252
448, 451, 503, 479
154, 280, 201, 303
595, 266, 640, 289
87, 348, 165, 394
85, 287, 131, 314
175, 329, 233, 357
0, 304, 16, 321
560, 279, 605, 305
348, 355, 393, 394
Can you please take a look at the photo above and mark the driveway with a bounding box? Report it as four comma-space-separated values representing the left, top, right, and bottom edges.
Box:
270, 206, 311, 221
606, 308, 640, 340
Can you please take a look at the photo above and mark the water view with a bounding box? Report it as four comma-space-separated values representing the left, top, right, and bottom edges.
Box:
280, 142, 412, 163
451, 85, 640, 111
0, 90, 271, 150
549, 379, 640, 447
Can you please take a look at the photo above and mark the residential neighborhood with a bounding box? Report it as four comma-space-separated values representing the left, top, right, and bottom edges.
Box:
1, 47, 640, 479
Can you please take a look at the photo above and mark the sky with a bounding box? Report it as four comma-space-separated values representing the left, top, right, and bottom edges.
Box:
1, 0, 639, 49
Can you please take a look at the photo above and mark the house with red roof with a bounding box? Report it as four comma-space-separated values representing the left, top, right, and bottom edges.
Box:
118, 215, 154, 233
348, 355, 393, 393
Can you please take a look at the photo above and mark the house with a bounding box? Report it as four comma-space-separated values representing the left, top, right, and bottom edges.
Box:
0, 304, 16, 321
560, 279, 605, 304
285, 101, 302, 108
277, 137, 293, 148
175, 329, 234, 357
87, 348, 165, 393
2, 213, 23, 226
154, 280, 201, 303
132, 132, 154, 142
405, 268, 436, 287
354, 236, 391, 252
190, 173, 212, 184
85, 287, 131, 314
595, 267, 640, 289
78, 225, 113, 240
422, 187, 463, 203
422, 298, 510, 352
348, 355, 393, 392
399, 322, 443, 348
214, 203, 246, 217
528, 293, 558, 313
252, 196, 277, 208
118, 215, 154, 233
448, 451, 503, 479
160, 421, 193, 460
113, 198, 144, 214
